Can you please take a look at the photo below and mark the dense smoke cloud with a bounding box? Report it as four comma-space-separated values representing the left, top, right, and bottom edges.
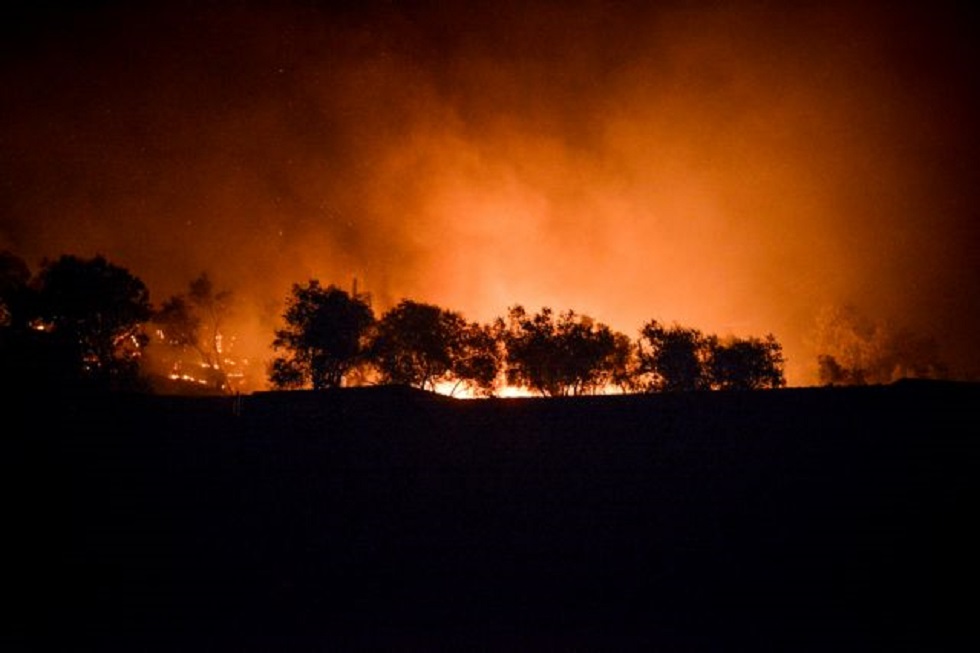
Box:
3, 1, 978, 388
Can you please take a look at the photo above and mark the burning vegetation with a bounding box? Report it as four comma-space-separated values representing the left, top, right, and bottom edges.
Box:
2, 250, 956, 396
3, 3, 978, 386
266, 279, 786, 397
148, 273, 254, 394
809, 305, 948, 386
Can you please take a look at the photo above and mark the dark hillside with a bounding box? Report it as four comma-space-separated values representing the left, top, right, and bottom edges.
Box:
5, 382, 978, 651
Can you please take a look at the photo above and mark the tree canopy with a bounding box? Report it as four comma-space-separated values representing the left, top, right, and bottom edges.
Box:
370, 300, 466, 391
501, 306, 622, 396
271, 281, 375, 390
447, 321, 503, 397
637, 320, 711, 392
30, 254, 151, 389
708, 335, 786, 390
0, 250, 31, 328
637, 320, 786, 392
2, 247, 800, 397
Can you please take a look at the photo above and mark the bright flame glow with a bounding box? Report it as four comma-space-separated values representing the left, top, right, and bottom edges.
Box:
495, 385, 538, 399
431, 380, 475, 399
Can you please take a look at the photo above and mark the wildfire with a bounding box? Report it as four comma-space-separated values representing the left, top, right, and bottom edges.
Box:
430, 380, 614, 399
168, 372, 209, 386
151, 327, 253, 393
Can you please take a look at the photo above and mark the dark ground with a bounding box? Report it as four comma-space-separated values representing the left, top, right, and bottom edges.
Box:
4, 381, 978, 651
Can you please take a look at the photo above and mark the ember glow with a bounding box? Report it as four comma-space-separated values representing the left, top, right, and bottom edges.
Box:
3, 1, 979, 390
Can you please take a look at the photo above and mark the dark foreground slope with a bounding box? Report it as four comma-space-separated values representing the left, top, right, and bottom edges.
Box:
5, 382, 978, 651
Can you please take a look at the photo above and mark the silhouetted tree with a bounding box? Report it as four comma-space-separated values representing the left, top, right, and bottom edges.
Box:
637, 320, 710, 392
32, 254, 152, 389
501, 306, 619, 396
268, 357, 306, 389
449, 321, 504, 397
0, 250, 32, 328
370, 300, 466, 391
557, 310, 620, 395
0, 251, 41, 389
708, 334, 785, 390
271, 280, 374, 390
151, 273, 237, 391
501, 306, 558, 396
607, 331, 640, 393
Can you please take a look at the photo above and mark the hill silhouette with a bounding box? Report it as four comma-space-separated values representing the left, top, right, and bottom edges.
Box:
6, 382, 978, 651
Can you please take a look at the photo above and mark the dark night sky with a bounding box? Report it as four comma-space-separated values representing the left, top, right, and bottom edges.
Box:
2, 0, 979, 386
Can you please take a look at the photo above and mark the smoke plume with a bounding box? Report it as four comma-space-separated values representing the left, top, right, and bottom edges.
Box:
3, 1, 978, 388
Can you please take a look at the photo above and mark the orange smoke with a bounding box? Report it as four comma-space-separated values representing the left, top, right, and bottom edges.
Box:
2, 2, 978, 389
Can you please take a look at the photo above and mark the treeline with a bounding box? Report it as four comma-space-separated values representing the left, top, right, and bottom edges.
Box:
270, 280, 785, 396
1, 252, 152, 392
1, 251, 784, 395
1, 251, 244, 393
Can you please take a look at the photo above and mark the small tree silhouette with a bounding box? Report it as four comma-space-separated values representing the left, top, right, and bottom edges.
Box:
449, 321, 503, 397
370, 300, 467, 391
270, 280, 374, 390
637, 320, 711, 392
1, 250, 42, 389
32, 254, 152, 389
708, 334, 785, 390
0, 250, 32, 329
501, 306, 620, 396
